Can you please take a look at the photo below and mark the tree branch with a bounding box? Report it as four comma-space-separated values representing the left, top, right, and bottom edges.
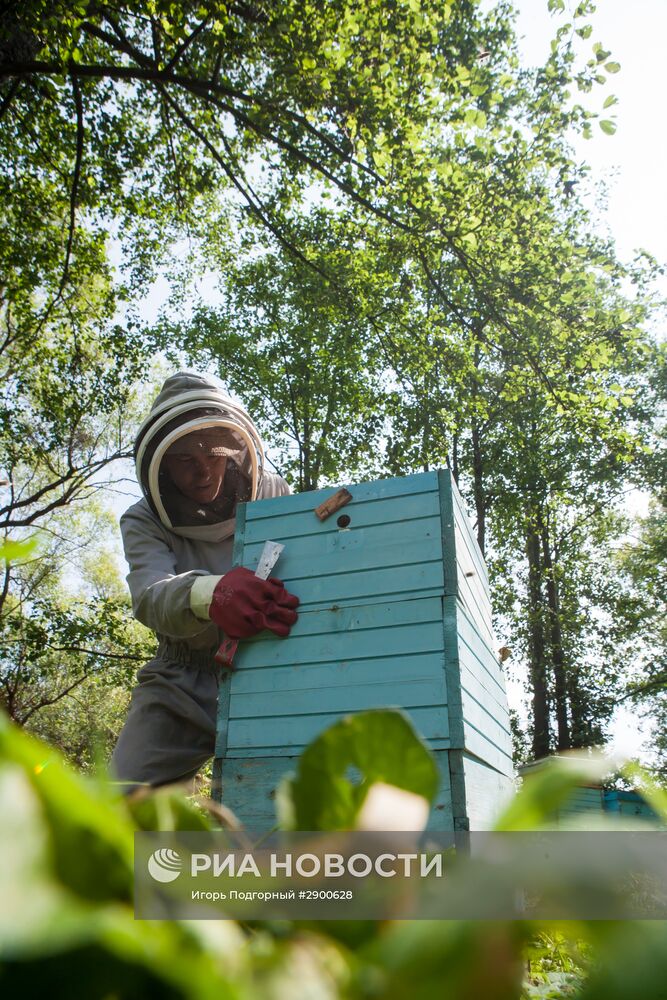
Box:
18, 672, 89, 725
0, 59, 406, 230
164, 16, 210, 70
36, 643, 146, 662
0, 449, 131, 527
160, 87, 335, 283
0, 77, 20, 121
60, 74, 85, 299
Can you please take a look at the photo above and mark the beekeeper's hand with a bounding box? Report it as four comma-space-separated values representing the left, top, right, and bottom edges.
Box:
208, 566, 299, 638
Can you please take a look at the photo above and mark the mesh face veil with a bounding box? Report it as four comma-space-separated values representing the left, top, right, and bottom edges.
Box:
134, 374, 265, 541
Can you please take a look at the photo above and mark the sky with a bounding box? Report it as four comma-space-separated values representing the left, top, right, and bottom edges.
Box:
514, 0, 667, 274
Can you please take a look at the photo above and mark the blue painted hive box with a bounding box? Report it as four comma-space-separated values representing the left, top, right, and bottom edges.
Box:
213, 470, 514, 830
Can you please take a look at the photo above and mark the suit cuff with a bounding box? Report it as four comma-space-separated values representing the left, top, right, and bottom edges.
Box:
190, 574, 223, 621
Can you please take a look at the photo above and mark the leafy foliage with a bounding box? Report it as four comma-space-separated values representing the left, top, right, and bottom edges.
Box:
2, 707, 667, 998
279, 709, 439, 830
0, 0, 664, 770
0, 494, 154, 767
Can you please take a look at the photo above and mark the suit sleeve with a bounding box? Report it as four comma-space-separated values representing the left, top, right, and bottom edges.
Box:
259, 472, 292, 499
120, 506, 213, 640
187, 474, 292, 621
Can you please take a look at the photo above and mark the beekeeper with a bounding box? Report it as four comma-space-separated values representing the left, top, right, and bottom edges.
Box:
110, 371, 299, 788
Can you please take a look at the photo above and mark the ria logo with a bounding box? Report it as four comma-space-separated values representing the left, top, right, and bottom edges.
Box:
147, 848, 183, 883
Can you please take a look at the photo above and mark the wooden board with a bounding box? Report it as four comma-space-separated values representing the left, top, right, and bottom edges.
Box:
219, 748, 513, 832
437, 471, 494, 644
459, 751, 515, 829
220, 754, 296, 831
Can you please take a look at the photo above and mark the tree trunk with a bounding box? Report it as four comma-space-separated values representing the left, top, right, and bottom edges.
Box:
470, 336, 486, 556
540, 520, 571, 751
301, 410, 315, 491
526, 516, 550, 758
420, 379, 431, 474
566, 667, 591, 749
451, 432, 459, 486
0, 561, 10, 617
471, 420, 486, 556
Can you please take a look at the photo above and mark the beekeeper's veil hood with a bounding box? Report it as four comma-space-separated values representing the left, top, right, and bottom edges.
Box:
134, 372, 265, 541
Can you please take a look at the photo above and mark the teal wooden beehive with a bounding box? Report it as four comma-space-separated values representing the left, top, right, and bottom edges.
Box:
213, 470, 514, 829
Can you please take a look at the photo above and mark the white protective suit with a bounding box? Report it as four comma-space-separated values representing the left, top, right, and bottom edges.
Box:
110, 372, 290, 787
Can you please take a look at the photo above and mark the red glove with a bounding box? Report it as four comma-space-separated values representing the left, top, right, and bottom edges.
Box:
209, 566, 299, 639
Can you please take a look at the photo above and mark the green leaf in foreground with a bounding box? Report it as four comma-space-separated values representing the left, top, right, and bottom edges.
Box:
621, 762, 667, 823
359, 918, 528, 1000
495, 754, 615, 830
0, 713, 133, 902
279, 709, 439, 830
0, 713, 246, 997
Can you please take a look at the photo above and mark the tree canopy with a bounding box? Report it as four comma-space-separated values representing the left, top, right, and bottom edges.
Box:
0, 0, 664, 768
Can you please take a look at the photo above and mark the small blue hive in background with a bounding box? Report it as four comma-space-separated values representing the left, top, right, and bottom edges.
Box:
518, 759, 664, 827
213, 470, 514, 829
